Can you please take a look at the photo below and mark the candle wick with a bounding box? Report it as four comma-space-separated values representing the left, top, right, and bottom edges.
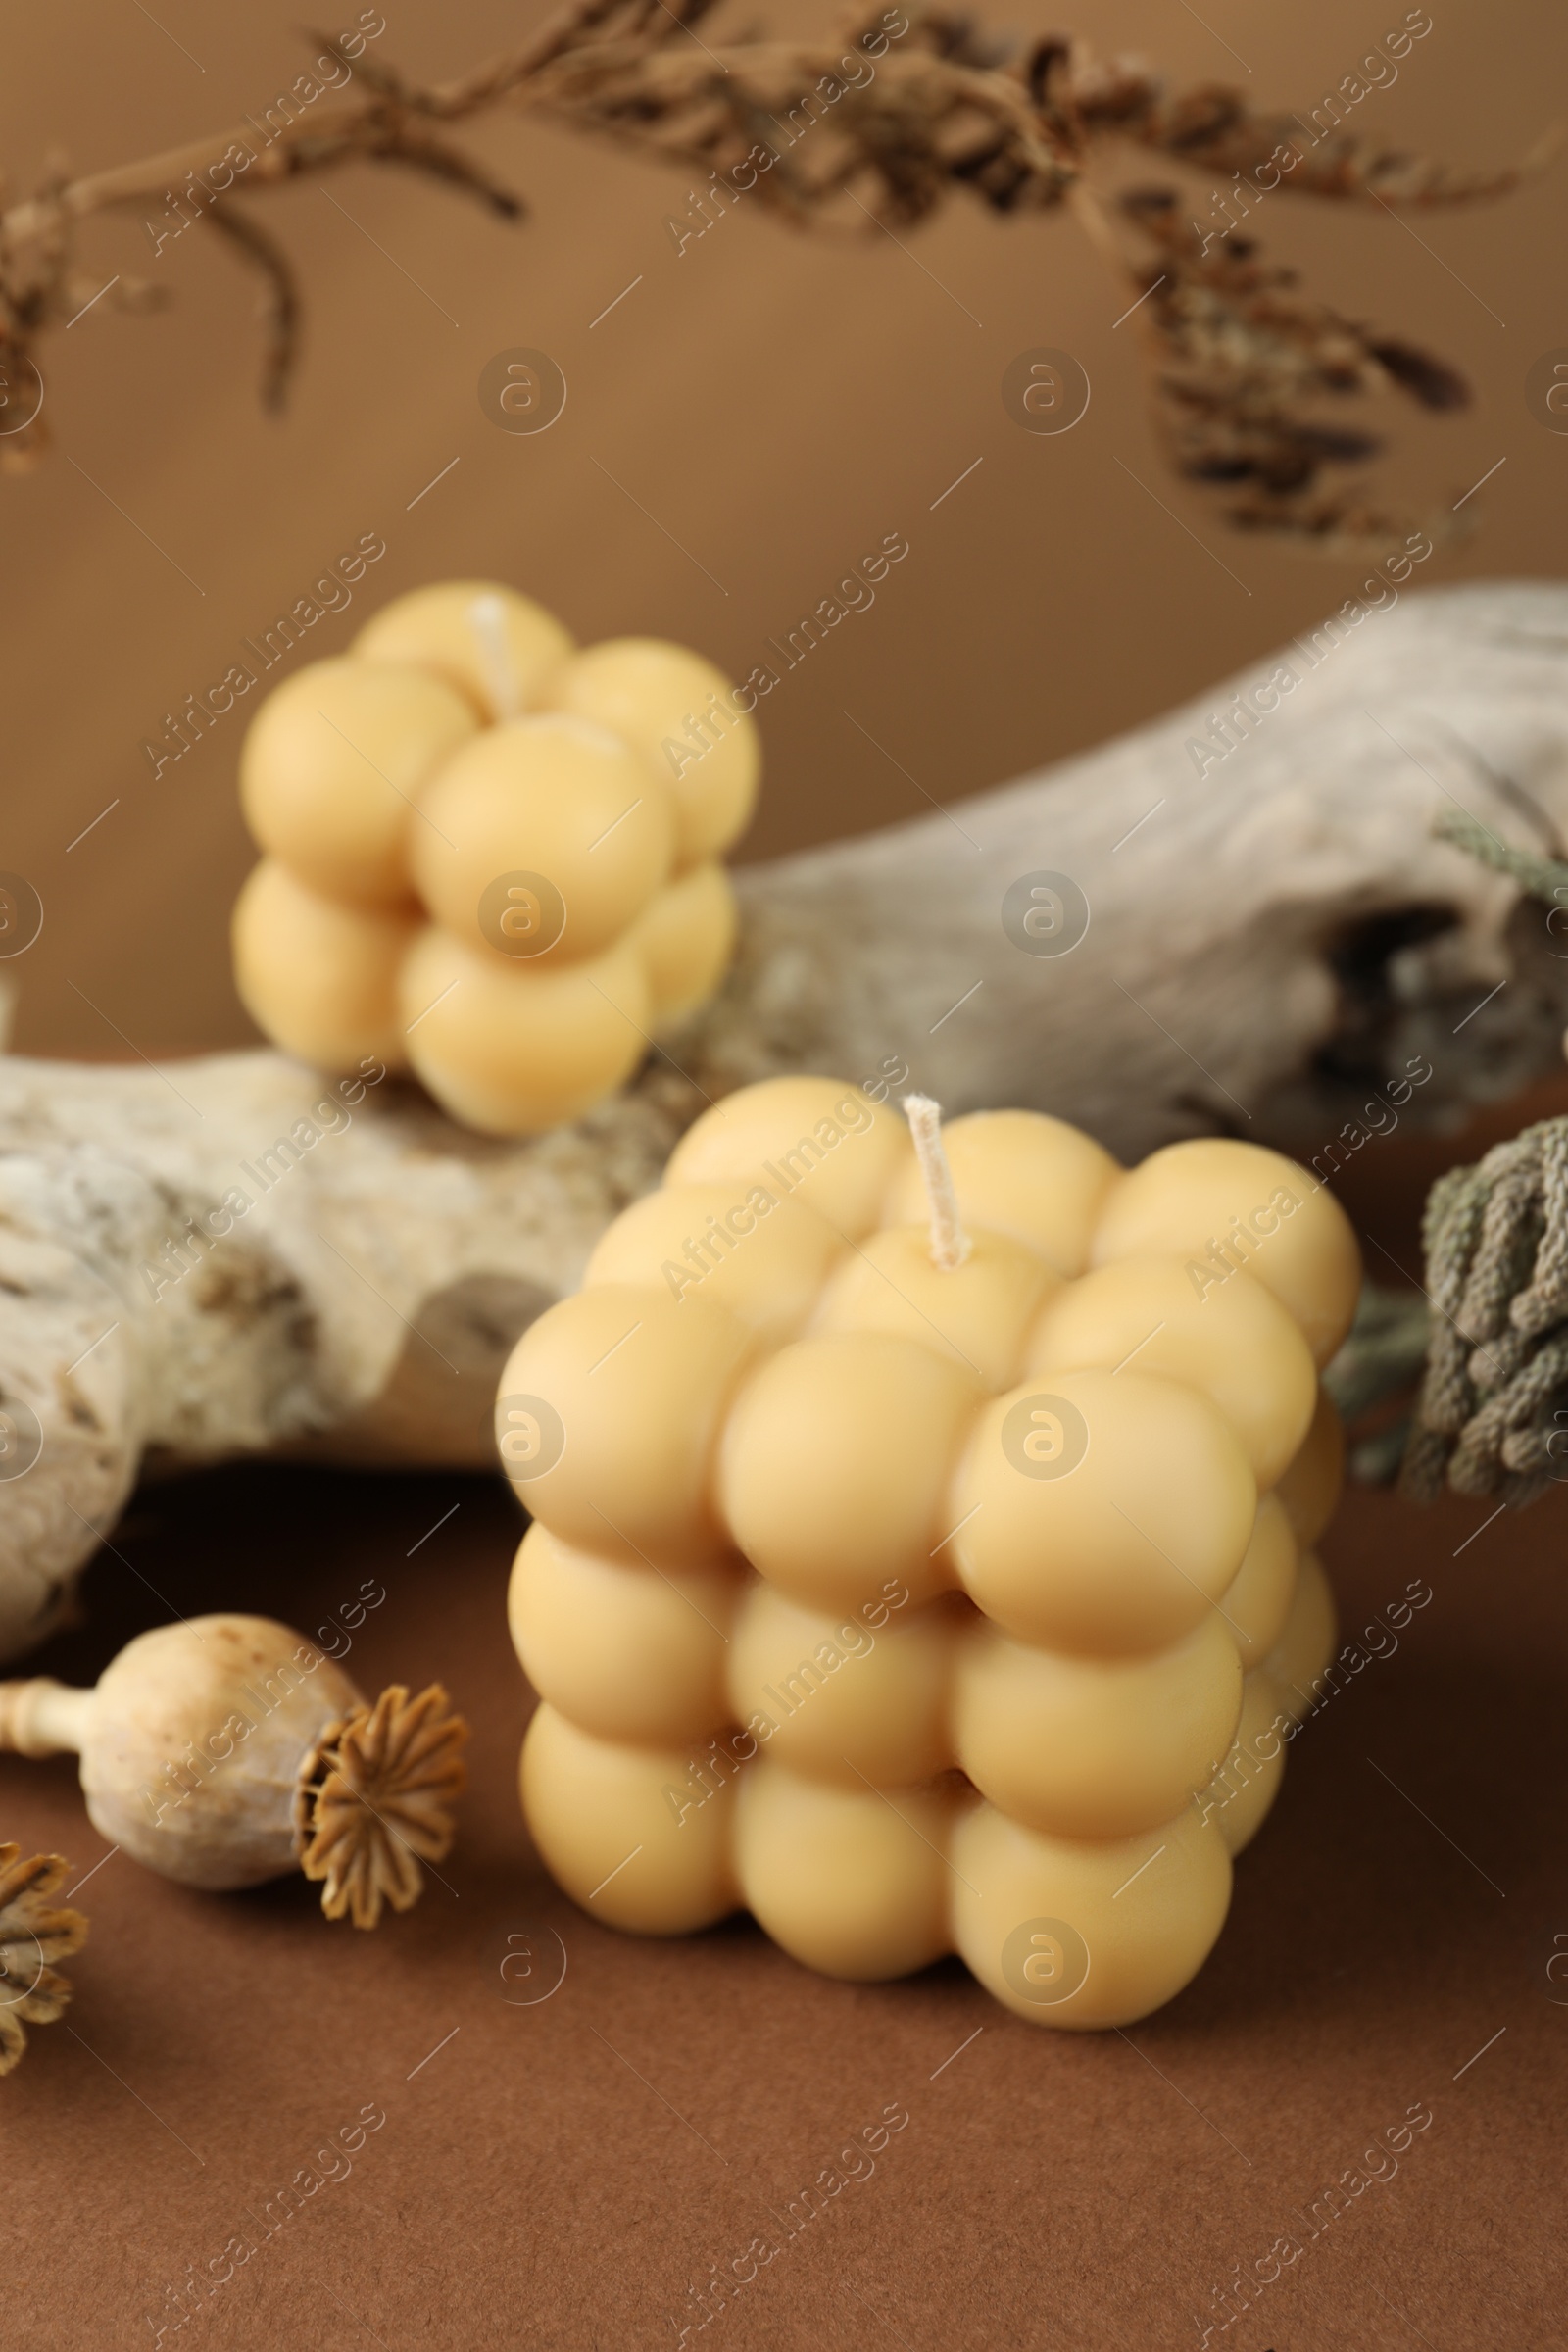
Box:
903, 1093, 969, 1272
470, 591, 520, 720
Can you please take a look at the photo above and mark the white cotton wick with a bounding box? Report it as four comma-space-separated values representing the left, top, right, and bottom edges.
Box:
470, 591, 520, 720
903, 1093, 969, 1272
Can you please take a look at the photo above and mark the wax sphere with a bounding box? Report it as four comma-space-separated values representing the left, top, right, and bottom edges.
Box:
811, 1226, 1059, 1391
1265, 1549, 1337, 1722
950, 1797, 1232, 2031
397, 925, 649, 1136
548, 638, 760, 869
668, 1077, 912, 1239
509, 1524, 736, 1745
1091, 1138, 1360, 1367
1201, 1669, 1293, 1856
883, 1109, 1120, 1276
725, 1582, 954, 1787
521, 1705, 734, 1934
1274, 1388, 1346, 1546
734, 1762, 951, 1981
584, 1184, 845, 1345
952, 1615, 1242, 1840
718, 1333, 981, 1609
239, 659, 477, 908
628, 861, 738, 1027
949, 1367, 1257, 1655
408, 715, 674, 965
1219, 1494, 1298, 1670
1023, 1255, 1315, 1488
355, 581, 573, 719
232, 858, 416, 1071
499, 1284, 756, 1567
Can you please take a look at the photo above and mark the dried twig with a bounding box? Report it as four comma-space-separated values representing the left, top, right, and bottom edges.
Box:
205, 201, 299, 414
0, 0, 1552, 541
1116, 187, 1473, 551
1433, 808, 1568, 906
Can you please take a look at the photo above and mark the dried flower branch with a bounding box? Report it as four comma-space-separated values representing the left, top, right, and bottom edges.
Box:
1433, 808, 1568, 903
204, 200, 299, 415
1115, 187, 1471, 551
0, 0, 1552, 536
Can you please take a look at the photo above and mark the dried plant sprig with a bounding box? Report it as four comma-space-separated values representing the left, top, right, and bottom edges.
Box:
0, 1843, 87, 2075
1114, 187, 1472, 549
1084, 58, 1556, 206
204, 200, 299, 415
1325, 1284, 1431, 1427
0, 0, 1551, 534
1432, 808, 1568, 905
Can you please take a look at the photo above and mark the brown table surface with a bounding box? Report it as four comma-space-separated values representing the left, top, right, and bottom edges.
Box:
7, 1107, 1566, 2352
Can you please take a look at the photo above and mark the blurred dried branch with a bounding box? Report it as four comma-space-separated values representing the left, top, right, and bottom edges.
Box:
1114, 186, 1473, 552
0, 0, 1551, 543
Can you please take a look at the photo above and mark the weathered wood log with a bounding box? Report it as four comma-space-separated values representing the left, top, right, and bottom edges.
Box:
4, 579, 1568, 1658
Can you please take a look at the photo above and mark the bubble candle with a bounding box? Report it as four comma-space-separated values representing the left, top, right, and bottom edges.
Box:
233, 581, 760, 1135
499, 1076, 1357, 2026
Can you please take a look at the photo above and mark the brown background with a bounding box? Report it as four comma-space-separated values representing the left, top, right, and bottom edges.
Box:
1, 0, 1565, 1056
3, 4, 1567, 2347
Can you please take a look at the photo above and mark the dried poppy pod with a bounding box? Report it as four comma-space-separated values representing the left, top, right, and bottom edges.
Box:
0, 1843, 87, 2073
0, 1616, 467, 1930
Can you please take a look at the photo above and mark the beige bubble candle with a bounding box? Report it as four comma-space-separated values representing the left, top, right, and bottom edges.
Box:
232, 581, 760, 1135
498, 1076, 1359, 2028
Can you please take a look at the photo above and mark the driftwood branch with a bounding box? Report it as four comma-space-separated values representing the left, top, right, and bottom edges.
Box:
0, 1, 1550, 541
4, 580, 1568, 1657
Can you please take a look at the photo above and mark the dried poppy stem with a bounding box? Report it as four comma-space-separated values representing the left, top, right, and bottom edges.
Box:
0, 1617, 467, 1929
